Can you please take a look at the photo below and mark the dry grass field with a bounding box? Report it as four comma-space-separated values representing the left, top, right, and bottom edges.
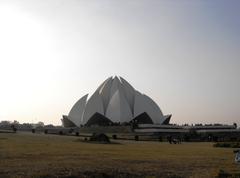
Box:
0, 132, 239, 178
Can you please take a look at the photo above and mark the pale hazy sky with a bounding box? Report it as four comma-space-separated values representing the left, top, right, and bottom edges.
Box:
0, 0, 239, 125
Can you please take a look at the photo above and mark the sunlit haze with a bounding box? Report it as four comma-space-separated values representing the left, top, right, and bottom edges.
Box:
0, 0, 239, 126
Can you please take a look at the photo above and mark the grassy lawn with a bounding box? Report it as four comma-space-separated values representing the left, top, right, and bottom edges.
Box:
0, 132, 239, 178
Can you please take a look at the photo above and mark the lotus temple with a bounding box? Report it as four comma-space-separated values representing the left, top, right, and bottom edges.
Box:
62, 76, 171, 127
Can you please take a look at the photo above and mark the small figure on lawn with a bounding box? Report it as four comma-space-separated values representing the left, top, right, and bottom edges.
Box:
234, 150, 240, 163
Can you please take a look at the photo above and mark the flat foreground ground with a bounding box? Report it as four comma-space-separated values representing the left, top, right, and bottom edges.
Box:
0, 132, 239, 178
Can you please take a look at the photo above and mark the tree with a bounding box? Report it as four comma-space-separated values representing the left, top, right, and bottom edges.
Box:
37, 121, 44, 127
0, 120, 11, 126
13, 120, 20, 125
233, 123, 237, 129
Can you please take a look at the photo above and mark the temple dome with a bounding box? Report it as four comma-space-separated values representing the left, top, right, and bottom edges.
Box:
62, 76, 171, 127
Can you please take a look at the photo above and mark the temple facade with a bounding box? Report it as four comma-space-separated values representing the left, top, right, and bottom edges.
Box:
62, 76, 171, 127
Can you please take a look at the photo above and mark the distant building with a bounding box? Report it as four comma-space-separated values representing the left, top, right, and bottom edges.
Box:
62, 76, 171, 127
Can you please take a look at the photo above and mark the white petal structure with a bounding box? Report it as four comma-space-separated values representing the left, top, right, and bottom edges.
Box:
120, 77, 135, 113
106, 90, 133, 123
109, 76, 123, 100
81, 91, 104, 125
68, 94, 88, 127
99, 77, 113, 114
134, 91, 165, 124
62, 76, 171, 127
95, 77, 111, 93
